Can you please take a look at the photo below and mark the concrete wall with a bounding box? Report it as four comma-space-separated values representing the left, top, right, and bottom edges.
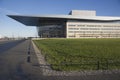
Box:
69, 10, 96, 16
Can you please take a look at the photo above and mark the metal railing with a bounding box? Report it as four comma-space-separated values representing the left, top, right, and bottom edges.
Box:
44, 54, 120, 71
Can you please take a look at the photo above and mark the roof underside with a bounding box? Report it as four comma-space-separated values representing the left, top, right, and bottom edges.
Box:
7, 15, 120, 26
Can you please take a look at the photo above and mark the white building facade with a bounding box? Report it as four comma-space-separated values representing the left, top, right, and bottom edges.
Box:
66, 20, 120, 38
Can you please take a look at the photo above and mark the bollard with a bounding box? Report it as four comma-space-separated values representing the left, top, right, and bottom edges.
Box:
97, 61, 100, 70
27, 56, 30, 63
28, 51, 30, 55
28, 47, 30, 51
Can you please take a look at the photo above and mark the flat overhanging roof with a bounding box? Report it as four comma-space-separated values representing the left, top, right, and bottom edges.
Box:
7, 15, 120, 26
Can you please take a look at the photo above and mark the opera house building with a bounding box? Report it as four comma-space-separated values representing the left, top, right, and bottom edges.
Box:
8, 10, 120, 38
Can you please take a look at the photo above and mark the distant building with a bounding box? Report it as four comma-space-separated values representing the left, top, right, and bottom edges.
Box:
8, 10, 120, 38
0, 35, 2, 39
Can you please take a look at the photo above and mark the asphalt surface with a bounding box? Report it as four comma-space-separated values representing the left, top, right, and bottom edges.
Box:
0, 39, 46, 80
0, 39, 120, 80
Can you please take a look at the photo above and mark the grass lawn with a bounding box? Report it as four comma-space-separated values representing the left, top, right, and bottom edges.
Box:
33, 38, 120, 71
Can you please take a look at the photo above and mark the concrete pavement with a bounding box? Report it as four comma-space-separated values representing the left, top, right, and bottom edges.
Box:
0, 39, 45, 80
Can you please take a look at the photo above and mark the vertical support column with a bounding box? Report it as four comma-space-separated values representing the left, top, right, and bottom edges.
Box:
106, 60, 109, 70
66, 21, 69, 38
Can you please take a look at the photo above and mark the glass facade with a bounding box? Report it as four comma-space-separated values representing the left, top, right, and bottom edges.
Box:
37, 24, 66, 38
37, 21, 120, 38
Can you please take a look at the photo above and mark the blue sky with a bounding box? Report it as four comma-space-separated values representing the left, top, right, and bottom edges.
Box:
0, 0, 120, 37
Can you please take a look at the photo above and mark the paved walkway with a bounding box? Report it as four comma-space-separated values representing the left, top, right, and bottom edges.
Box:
0, 39, 120, 80
0, 39, 45, 80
